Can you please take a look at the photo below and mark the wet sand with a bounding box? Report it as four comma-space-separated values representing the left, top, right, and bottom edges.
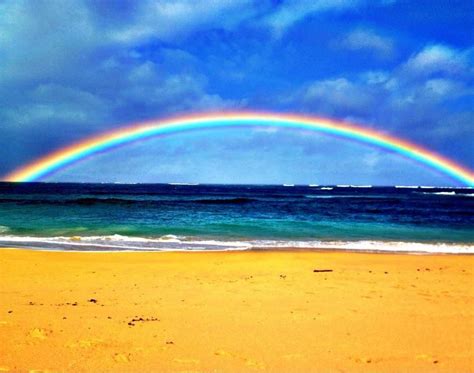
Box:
0, 248, 473, 372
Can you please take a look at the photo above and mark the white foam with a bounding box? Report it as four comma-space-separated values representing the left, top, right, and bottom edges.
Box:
251, 240, 473, 254
395, 185, 418, 188
0, 235, 471, 254
320, 187, 333, 190
419, 191, 473, 196
424, 191, 456, 195
168, 183, 199, 186
0, 226, 9, 233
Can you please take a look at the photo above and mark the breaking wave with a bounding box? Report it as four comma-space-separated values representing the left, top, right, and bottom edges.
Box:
0, 234, 472, 254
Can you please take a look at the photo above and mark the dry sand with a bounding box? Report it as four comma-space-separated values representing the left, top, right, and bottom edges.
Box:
0, 248, 473, 372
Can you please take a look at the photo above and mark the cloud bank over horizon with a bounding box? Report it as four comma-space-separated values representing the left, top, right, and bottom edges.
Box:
0, 0, 472, 185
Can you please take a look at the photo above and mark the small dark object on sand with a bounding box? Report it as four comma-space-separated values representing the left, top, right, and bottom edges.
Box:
313, 269, 333, 273
88, 298, 97, 303
128, 316, 159, 326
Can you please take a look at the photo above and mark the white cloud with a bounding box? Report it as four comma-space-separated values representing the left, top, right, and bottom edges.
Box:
299, 78, 375, 115
423, 78, 465, 98
122, 61, 244, 113
262, 0, 396, 37
2, 84, 107, 128
263, 0, 363, 36
0, 0, 259, 83
282, 42, 473, 146
340, 28, 394, 58
403, 44, 469, 77
107, 0, 258, 43
360, 70, 390, 84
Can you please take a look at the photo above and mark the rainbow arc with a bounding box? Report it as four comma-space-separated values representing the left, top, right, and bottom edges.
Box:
4, 112, 474, 186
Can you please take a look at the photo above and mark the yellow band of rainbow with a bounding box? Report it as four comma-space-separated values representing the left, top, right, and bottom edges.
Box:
4, 112, 474, 185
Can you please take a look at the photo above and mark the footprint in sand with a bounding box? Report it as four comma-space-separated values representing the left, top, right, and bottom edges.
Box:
27, 328, 49, 340
214, 350, 234, 357
67, 338, 104, 349
173, 358, 200, 365
245, 359, 265, 370
354, 357, 373, 364
416, 354, 439, 364
113, 353, 131, 363
214, 350, 264, 369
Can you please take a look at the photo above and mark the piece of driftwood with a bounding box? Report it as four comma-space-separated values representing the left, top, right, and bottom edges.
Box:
313, 269, 333, 273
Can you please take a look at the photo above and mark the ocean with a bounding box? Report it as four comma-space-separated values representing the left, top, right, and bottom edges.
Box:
0, 182, 472, 253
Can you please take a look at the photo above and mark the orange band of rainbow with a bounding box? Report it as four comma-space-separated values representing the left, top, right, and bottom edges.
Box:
4, 112, 474, 185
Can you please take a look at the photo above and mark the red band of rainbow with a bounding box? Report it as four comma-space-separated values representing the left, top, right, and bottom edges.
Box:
4, 112, 474, 186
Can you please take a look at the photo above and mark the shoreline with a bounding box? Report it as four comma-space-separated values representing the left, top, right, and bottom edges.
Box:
1, 248, 473, 372
1, 245, 474, 255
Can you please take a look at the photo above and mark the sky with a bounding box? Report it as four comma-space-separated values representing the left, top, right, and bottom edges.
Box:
0, 0, 473, 185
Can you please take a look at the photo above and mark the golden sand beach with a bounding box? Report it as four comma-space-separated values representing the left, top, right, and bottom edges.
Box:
0, 248, 473, 372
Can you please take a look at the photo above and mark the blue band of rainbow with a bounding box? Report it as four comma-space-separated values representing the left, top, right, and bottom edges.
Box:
4, 112, 474, 186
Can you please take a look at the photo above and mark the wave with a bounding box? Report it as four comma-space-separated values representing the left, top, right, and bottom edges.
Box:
418, 191, 474, 197
168, 183, 199, 186
320, 187, 333, 190
304, 194, 392, 199
396, 185, 474, 190
0, 234, 472, 254
0, 196, 259, 206
425, 191, 456, 196
194, 197, 256, 204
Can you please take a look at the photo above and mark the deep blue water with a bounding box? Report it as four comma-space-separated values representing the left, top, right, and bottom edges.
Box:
0, 182, 472, 252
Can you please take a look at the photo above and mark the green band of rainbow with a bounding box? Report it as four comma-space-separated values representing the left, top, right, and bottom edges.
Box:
4, 112, 474, 185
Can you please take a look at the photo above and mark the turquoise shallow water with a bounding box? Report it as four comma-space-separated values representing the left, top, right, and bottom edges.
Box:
0, 183, 472, 252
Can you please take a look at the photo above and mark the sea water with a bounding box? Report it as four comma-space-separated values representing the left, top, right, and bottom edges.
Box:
0, 182, 472, 253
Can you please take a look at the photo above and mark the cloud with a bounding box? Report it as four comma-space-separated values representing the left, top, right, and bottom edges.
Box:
101, 0, 259, 43
280, 42, 474, 156
263, 0, 360, 35
261, 0, 396, 37
402, 44, 470, 77
298, 78, 376, 116
0, 0, 261, 84
0, 1, 471, 185
339, 28, 395, 58
121, 61, 245, 114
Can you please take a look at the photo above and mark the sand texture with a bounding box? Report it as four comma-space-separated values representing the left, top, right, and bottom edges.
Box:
0, 248, 473, 372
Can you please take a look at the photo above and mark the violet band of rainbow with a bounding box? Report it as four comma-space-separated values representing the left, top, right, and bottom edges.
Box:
4, 112, 474, 186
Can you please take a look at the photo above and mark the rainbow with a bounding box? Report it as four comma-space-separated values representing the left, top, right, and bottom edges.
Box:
4, 112, 474, 185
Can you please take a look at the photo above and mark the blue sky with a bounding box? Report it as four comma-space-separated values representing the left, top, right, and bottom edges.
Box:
0, 0, 472, 185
